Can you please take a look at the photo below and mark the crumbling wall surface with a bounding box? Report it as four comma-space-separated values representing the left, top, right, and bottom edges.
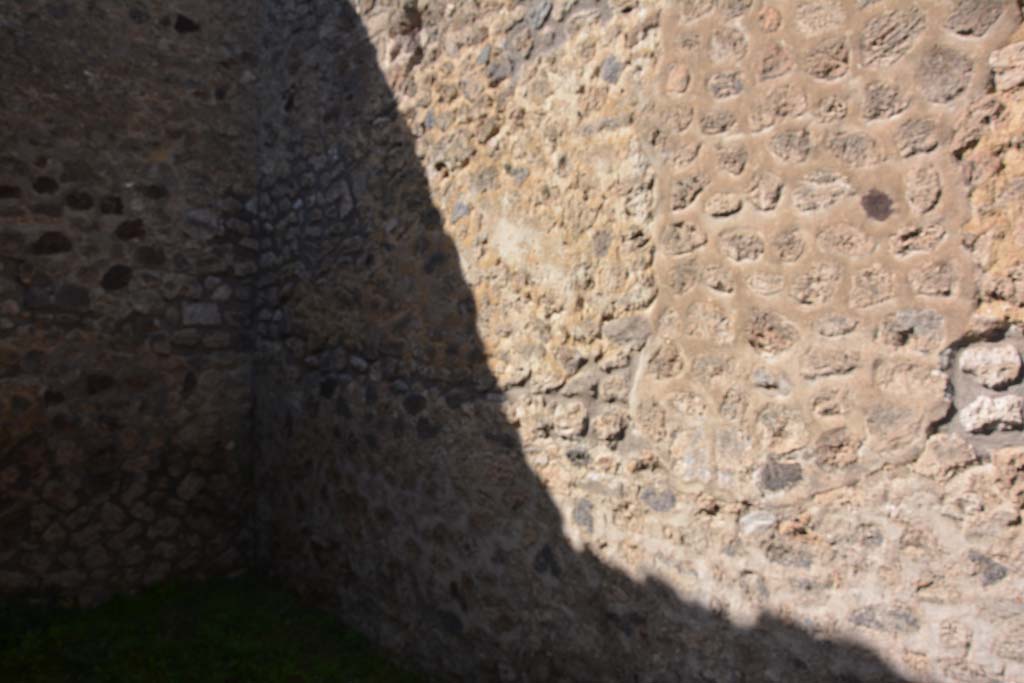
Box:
0, 1, 260, 603
254, 1, 1024, 681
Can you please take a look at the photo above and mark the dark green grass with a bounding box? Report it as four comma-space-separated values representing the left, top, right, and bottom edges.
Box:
0, 576, 426, 683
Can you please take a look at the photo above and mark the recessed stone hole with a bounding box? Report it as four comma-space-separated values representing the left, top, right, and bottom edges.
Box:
50, 413, 73, 430
31, 231, 72, 254
174, 14, 200, 33
135, 245, 166, 267
139, 184, 168, 200
65, 190, 94, 211
566, 447, 590, 466
10, 396, 31, 414
43, 390, 65, 405
319, 379, 337, 398
183, 371, 197, 396
415, 417, 440, 438
86, 374, 116, 395
129, 7, 149, 24
32, 177, 59, 194
101, 264, 133, 291
59, 161, 96, 183
0, 185, 21, 199
403, 394, 427, 414
100, 196, 124, 214
47, 2, 70, 20
115, 219, 145, 240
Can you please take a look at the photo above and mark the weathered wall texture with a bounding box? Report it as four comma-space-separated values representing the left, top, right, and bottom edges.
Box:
0, 1, 260, 603
6, 0, 1024, 680
253, 1, 1024, 682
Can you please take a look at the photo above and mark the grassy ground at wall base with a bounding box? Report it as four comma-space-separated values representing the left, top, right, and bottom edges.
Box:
0, 576, 425, 683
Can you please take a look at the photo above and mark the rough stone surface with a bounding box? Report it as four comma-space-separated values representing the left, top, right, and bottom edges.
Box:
960, 395, 1024, 433
960, 343, 1023, 389
991, 42, 1024, 91
0, 0, 257, 605
5, 1, 1024, 682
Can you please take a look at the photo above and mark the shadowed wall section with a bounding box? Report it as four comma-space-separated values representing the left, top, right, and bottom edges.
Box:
3, 0, 1024, 680
0, 1, 260, 603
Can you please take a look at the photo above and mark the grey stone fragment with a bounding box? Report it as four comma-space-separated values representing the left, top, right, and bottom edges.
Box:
572, 499, 593, 532
906, 164, 941, 214
850, 604, 920, 633
863, 82, 908, 120
896, 118, 938, 157
664, 258, 699, 294
959, 343, 1022, 389
946, 0, 1004, 37
738, 510, 776, 535
705, 193, 742, 217
715, 142, 747, 174
707, 71, 743, 98
640, 486, 676, 512
770, 128, 811, 162
747, 171, 782, 211
816, 315, 857, 337
182, 302, 222, 326
792, 171, 852, 212
861, 8, 925, 66
990, 42, 1024, 92
959, 395, 1024, 433
879, 309, 944, 352
804, 36, 848, 80
602, 315, 650, 349
717, 0, 752, 18
699, 110, 736, 134
710, 26, 747, 62
827, 130, 880, 166
486, 55, 512, 87
800, 347, 859, 378
679, 0, 714, 21
772, 229, 804, 262
662, 220, 706, 255
671, 173, 706, 210
451, 201, 470, 223
752, 367, 790, 394
910, 262, 955, 297
913, 434, 977, 481
722, 231, 764, 262
968, 550, 1008, 586
526, 0, 552, 29
795, 0, 845, 34
600, 56, 623, 85
917, 47, 972, 103
747, 310, 799, 354
765, 541, 811, 567
759, 457, 802, 491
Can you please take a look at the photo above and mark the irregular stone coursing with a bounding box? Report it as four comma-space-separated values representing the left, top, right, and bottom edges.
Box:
251, 1, 1024, 682
0, 2, 259, 604
6, 0, 1024, 681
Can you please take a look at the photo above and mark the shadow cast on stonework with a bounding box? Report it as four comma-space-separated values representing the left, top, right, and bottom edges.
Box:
253, 4, 914, 682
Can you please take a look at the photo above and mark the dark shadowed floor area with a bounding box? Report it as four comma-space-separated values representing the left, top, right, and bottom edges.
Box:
0, 575, 426, 683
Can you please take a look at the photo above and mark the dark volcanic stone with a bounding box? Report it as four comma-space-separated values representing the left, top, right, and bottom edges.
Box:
861, 189, 893, 220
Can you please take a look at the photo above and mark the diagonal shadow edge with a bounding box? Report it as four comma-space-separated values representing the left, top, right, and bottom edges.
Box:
251, 3, 919, 682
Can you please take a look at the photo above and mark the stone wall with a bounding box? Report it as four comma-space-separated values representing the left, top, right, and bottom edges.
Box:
0, 1, 260, 603
5, 0, 1024, 680
253, 1, 1024, 682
